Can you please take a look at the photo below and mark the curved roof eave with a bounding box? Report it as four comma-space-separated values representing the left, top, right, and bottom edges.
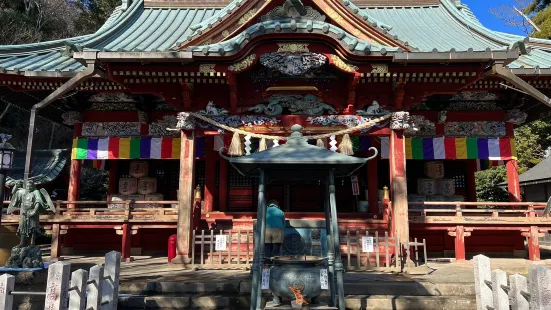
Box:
180, 0, 408, 49
186, 20, 399, 57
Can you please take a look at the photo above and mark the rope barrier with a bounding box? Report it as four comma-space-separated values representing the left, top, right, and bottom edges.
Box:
189, 112, 392, 140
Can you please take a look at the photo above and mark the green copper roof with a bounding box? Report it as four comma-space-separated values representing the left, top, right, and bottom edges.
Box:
362, 0, 551, 70
1, 0, 551, 74
6, 149, 69, 186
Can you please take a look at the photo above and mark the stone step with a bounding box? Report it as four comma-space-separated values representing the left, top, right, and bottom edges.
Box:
118, 294, 477, 310
120, 280, 475, 297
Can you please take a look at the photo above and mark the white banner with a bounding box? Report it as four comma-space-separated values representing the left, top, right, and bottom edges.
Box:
320, 269, 329, 290
362, 236, 374, 253
215, 235, 227, 251
262, 268, 270, 289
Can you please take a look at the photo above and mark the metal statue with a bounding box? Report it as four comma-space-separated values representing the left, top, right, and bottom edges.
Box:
5, 180, 55, 268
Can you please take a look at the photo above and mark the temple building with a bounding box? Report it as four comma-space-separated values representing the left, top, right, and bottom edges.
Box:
1, 0, 551, 263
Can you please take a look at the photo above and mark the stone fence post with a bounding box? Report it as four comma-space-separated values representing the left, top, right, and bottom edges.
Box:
0, 274, 15, 310
474, 254, 551, 310
69, 269, 88, 310
101, 251, 121, 310
87, 264, 105, 310
44, 261, 71, 310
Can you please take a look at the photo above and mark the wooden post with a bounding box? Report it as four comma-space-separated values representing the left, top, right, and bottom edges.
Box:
68, 122, 82, 208
87, 265, 104, 310
204, 136, 216, 213
473, 254, 493, 310
367, 157, 379, 213
69, 269, 88, 310
121, 223, 132, 262
505, 122, 521, 202
389, 130, 409, 244
45, 261, 71, 310
0, 274, 14, 310
466, 160, 478, 202
51, 223, 62, 260
67, 159, 82, 208
528, 265, 551, 309
448, 226, 471, 261
101, 251, 121, 310
324, 178, 336, 307
108, 160, 119, 195
506, 160, 521, 202
218, 153, 228, 212
522, 226, 542, 261
173, 130, 195, 264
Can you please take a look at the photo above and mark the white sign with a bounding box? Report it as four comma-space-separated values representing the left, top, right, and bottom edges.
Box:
215, 235, 227, 251
362, 236, 374, 253
320, 269, 329, 290
261, 268, 270, 289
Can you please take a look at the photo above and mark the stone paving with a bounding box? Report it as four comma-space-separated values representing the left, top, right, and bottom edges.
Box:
46, 255, 551, 285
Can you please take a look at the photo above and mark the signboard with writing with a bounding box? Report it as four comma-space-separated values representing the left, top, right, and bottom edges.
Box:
362, 236, 374, 253
215, 235, 227, 251
261, 268, 270, 289
320, 269, 329, 290
351, 175, 359, 196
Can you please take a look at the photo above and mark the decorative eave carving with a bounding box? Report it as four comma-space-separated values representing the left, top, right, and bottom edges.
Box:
261, 0, 326, 22
248, 94, 337, 115
228, 54, 257, 72
62, 111, 83, 126
329, 54, 358, 73
259, 52, 327, 76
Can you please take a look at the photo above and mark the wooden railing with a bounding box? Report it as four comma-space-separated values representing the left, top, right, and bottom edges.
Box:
1, 200, 179, 224
408, 201, 549, 219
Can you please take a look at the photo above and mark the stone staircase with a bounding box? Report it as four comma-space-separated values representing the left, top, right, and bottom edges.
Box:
117, 272, 477, 310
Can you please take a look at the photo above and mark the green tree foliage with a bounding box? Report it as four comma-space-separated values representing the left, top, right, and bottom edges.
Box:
524, 0, 551, 38
0, 0, 119, 44
476, 118, 551, 201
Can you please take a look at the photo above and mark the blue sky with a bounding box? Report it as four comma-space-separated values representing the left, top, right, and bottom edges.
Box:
463, 0, 526, 35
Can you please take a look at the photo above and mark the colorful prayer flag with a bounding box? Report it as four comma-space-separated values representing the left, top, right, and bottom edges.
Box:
380, 137, 517, 161
73, 137, 185, 160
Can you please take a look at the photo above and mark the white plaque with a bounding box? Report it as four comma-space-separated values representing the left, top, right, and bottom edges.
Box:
320, 269, 329, 290
261, 268, 270, 289
362, 236, 374, 253
215, 235, 227, 251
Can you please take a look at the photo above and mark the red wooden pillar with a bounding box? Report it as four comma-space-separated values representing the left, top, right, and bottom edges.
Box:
389, 130, 409, 243
505, 122, 521, 202
173, 130, 195, 264
522, 226, 543, 261
121, 223, 133, 262
367, 158, 379, 213
219, 154, 228, 212
204, 137, 216, 213
108, 160, 119, 195
448, 226, 471, 261
68, 122, 83, 208
506, 160, 521, 202
466, 160, 478, 202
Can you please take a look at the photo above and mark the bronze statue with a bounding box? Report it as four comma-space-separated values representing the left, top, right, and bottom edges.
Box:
5, 180, 55, 268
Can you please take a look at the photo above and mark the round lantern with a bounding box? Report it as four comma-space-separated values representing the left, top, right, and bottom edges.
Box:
417, 178, 436, 196
138, 177, 157, 195
119, 178, 138, 195
437, 179, 455, 196
129, 161, 149, 178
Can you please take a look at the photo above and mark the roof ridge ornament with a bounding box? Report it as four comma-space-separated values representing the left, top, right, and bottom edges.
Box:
261, 0, 326, 22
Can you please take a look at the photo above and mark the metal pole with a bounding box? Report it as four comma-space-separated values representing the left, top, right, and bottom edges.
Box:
329, 170, 345, 310
324, 177, 336, 307
251, 169, 266, 310
0, 172, 5, 226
